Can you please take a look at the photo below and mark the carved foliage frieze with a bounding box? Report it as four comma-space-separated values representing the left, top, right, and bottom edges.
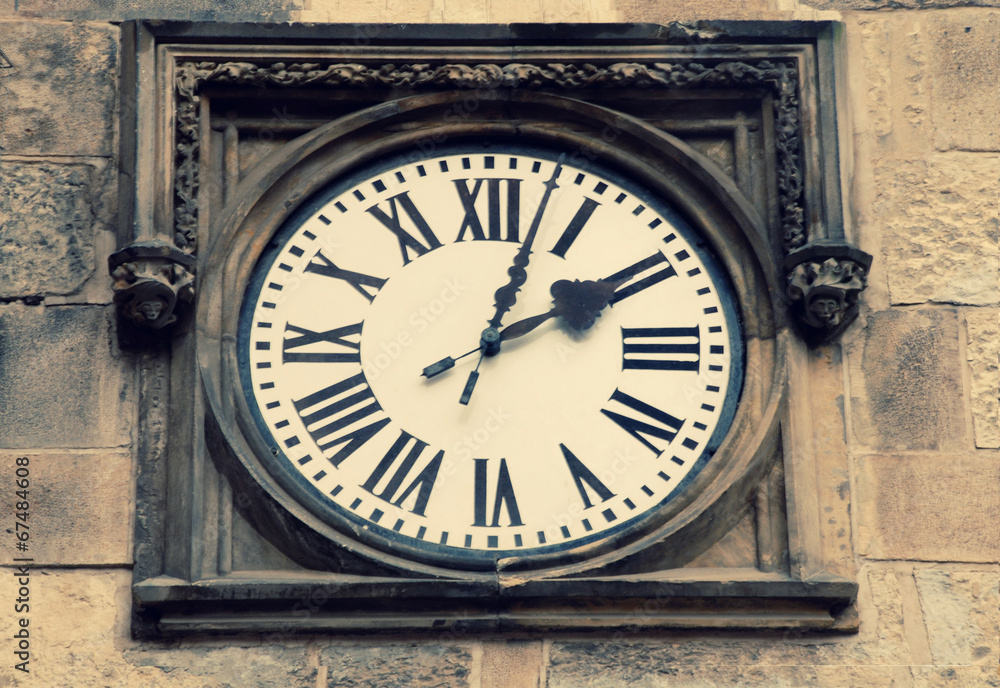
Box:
172, 59, 806, 256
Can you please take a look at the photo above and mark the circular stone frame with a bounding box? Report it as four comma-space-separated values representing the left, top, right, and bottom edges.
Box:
198, 90, 787, 577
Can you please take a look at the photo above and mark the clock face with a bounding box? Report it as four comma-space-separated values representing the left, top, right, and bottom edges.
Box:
238, 142, 743, 569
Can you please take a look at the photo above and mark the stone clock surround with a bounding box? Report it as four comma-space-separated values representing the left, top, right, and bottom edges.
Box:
112, 21, 868, 636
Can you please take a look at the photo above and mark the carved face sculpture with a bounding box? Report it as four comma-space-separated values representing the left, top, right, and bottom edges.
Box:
137, 299, 165, 321
805, 287, 845, 327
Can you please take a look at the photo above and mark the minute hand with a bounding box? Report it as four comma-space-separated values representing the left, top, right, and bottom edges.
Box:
487, 157, 564, 329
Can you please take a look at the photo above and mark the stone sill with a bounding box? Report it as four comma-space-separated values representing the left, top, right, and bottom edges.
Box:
133, 570, 858, 636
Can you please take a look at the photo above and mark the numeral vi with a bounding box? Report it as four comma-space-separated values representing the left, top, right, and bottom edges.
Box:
473, 458, 524, 527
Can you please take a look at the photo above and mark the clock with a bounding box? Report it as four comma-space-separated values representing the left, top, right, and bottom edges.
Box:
130, 25, 864, 634
237, 140, 743, 570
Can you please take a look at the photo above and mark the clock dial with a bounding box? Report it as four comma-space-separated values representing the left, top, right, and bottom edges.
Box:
239, 143, 743, 567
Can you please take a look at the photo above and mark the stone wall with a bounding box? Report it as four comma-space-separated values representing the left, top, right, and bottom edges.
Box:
0, 1, 997, 686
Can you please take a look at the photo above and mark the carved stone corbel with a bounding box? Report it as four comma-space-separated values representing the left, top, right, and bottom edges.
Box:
785, 241, 872, 345
108, 241, 195, 330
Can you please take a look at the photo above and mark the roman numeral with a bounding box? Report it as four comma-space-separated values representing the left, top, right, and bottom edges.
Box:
282, 321, 362, 364
602, 388, 684, 456
560, 444, 615, 509
472, 458, 524, 527
549, 197, 601, 258
621, 326, 700, 372
454, 178, 521, 242
361, 431, 443, 517
303, 250, 386, 303
293, 372, 390, 467
604, 252, 677, 304
366, 191, 442, 265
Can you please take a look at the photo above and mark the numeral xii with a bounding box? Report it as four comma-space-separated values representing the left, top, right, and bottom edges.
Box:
454, 178, 521, 242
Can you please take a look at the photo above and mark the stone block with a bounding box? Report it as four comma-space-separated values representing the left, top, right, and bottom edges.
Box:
0, 161, 108, 299
0, 569, 191, 686
0, 305, 133, 449
309, 0, 384, 22
547, 664, 908, 688
382, 0, 435, 22
126, 646, 316, 687
850, 14, 932, 157
617, 0, 768, 22
117, 0, 297, 21
915, 568, 999, 665
848, 309, 967, 452
0, 0, 116, 19
0, 452, 131, 566
929, 12, 1000, 152
912, 666, 1000, 687
319, 643, 473, 687
965, 308, 1000, 449
855, 454, 1000, 563
547, 567, 912, 672
487, 0, 545, 22
481, 640, 542, 688
803, 0, 1000, 8
0, 567, 320, 687
0, 20, 117, 157
1, 0, 296, 21
873, 156, 1000, 307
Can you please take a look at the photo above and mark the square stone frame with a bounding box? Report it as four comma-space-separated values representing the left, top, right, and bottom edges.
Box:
119, 21, 860, 637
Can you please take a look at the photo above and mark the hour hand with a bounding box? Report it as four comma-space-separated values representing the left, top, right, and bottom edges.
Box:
422, 356, 460, 378
496, 277, 624, 344
421, 347, 477, 378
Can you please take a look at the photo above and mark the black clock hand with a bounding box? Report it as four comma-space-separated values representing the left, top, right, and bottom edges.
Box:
486, 156, 564, 329
422, 277, 622, 380
497, 277, 624, 341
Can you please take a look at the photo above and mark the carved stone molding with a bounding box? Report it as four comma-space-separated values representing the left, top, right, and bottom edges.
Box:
785, 242, 873, 345
108, 241, 195, 330
172, 58, 804, 256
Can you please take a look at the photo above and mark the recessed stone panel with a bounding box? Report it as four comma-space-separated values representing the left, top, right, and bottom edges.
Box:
874, 156, 1000, 307
856, 454, 1000, 562
848, 309, 967, 452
